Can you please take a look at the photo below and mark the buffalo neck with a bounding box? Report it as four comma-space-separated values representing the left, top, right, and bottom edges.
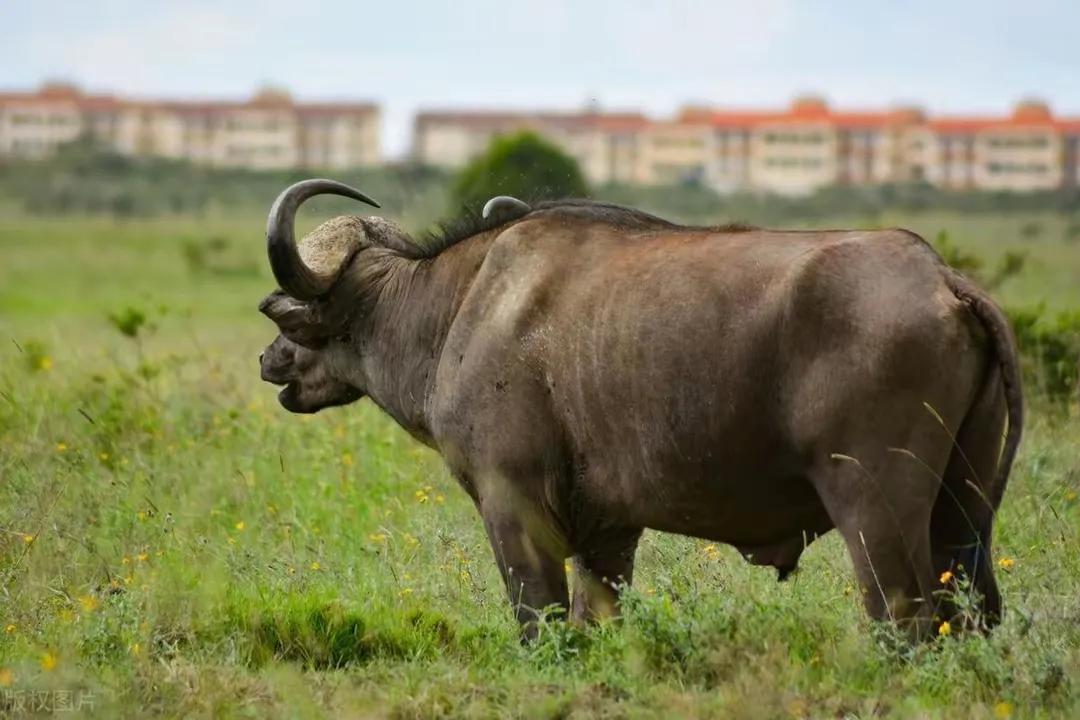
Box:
356, 231, 498, 445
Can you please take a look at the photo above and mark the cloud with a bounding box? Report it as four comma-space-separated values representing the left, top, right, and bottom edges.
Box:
2, 0, 1078, 156
14, 3, 258, 95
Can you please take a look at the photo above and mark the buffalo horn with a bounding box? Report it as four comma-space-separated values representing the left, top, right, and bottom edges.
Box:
266, 179, 380, 300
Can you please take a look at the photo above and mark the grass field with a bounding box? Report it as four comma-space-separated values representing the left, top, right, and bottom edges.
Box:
1, 207, 1078, 718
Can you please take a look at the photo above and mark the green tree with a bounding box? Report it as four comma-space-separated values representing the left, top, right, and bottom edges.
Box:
449, 131, 588, 211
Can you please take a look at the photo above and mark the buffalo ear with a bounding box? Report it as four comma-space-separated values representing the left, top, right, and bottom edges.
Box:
258, 290, 335, 348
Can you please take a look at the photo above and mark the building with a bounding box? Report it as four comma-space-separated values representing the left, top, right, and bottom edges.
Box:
919, 101, 1073, 192
6, 82, 1079, 194
412, 109, 651, 185
0, 82, 380, 169
415, 96, 1080, 195
678, 97, 929, 195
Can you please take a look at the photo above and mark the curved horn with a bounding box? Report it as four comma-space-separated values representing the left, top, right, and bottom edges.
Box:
482, 195, 531, 222
266, 179, 380, 300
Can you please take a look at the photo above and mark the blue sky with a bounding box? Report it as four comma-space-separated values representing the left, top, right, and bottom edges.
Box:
3, 0, 1078, 156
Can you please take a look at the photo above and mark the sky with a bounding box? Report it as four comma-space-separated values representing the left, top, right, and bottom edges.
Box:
3, 0, 1079, 158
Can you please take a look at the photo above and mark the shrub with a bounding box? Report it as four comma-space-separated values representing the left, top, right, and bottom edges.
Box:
1006, 307, 1080, 404
931, 231, 1026, 291
181, 236, 259, 277
107, 306, 148, 339
449, 131, 588, 212
1020, 221, 1043, 240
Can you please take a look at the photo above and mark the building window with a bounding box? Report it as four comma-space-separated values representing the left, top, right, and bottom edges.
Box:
763, 157, 824, 169
987, 161, 1049, 174
986, 136, 1050, 149
763, 132, 824, 145
653, 136, 704, 150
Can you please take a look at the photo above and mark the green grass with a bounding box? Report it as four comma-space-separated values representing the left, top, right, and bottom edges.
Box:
1, 209, 1078, 718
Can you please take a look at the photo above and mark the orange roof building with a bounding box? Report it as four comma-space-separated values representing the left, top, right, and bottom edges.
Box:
413, 95, 1080, 193
0, 82, 380, 170
5, 82, 1078, 193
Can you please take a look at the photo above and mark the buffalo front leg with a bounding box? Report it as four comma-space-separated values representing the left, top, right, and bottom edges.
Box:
480, 500, 570, 641
570, 528, 643, 623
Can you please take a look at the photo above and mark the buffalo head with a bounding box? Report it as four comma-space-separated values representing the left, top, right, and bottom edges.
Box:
257, 179, 415, 413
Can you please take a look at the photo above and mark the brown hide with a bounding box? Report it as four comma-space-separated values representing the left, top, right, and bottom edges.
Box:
259, 188, 1023, 640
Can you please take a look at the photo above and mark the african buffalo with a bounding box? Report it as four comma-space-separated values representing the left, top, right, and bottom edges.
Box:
258, 179, 1022, 640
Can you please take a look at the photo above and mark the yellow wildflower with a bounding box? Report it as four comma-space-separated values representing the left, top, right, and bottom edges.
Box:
130, 643, 141, 657
414, 489, 429, 504
341, 452, 354, 467
227, 537, 236, 545
939, 570, 954, 584
399, 588, 413, 597
123, 576, 133, 585
38, 356, 53, 371
287, 566, 296, 575
99, 451, 109, 461
137, 511, 147, 521
938, 621, 952, 637
310, 561, 321, 571
22, 534, 34, 544
368, 533, 387, 543
994, 701, 1013, 719
404, 533, 419, 547
40, 652, 58, 671
121, 556, 130, 565
136, 552, 148, 562
998, 557, 1015, 571
4, 624, 15, 634
55, 442, 67, 452
78, 595, 99, 612
234, 521, 245, 531
435, 494, 445, 505
267, 504, 277, 515
0, 667, 12, 687
1066, 489, 1078, 502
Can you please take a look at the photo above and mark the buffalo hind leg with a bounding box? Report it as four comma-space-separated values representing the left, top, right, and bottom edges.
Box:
931, 367, 1007, 629
813, 452, 944, 641
839, 514, 936, 639
480, 499, 570, 641
570, 528, 643, 623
